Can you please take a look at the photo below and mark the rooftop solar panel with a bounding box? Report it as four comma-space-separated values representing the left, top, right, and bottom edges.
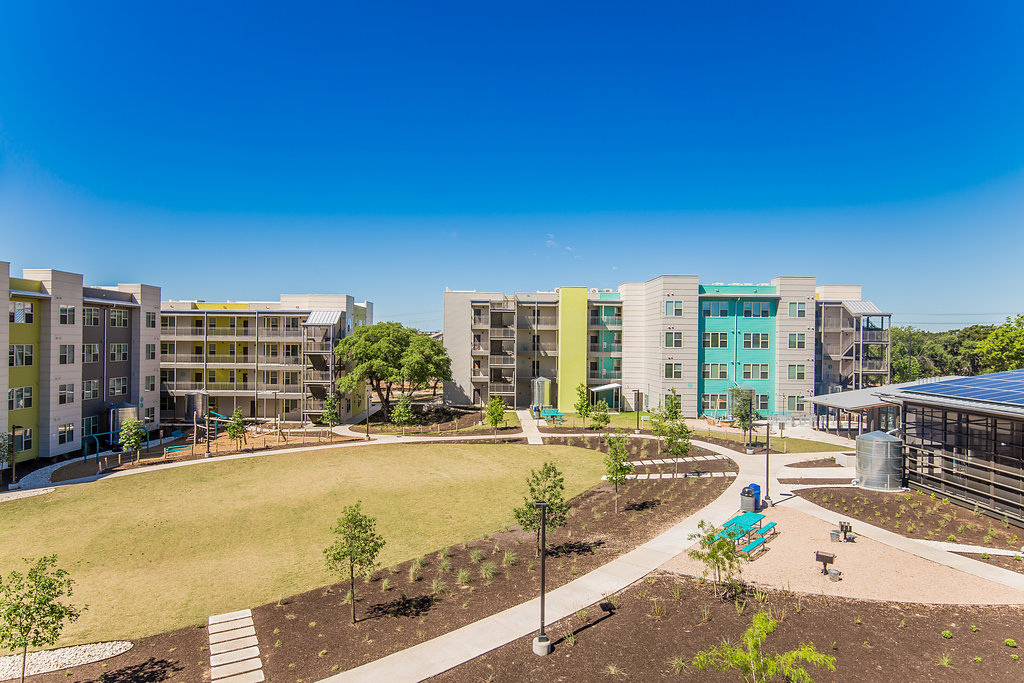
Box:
904, 369, 1024, 408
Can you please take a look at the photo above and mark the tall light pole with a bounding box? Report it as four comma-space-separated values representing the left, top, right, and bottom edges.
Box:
532, 500, 552, 655
753, 419, 772, 507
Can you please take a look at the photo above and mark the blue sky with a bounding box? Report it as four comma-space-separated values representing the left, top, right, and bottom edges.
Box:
1, 1, 1022, 330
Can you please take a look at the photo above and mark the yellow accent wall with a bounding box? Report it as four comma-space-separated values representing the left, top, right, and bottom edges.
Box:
556, 287, 587, 410
194, 303, 249, 310
8, 294, 41, 463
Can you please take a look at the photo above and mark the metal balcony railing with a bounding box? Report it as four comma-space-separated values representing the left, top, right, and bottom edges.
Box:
518, 316, 558, 328
588, 371, 622, 380
304, 341, 334, 353
588, 343, 622, 353
589, 315, 622, 327
205, 328, 255, 337
489, 382, 515, 393
160, 354, 204, 363
489, 299, 516, 311
304, 370, 334, 383
206, 382, 255, 391
489, 355, 515, 367
489, 327, 516, 339
471, 372, 488, 381
471, 344, 488, 353
520, 344, 557, 355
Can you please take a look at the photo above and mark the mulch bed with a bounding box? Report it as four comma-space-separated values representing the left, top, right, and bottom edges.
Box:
789, 457, 843, 468
366, 405, 523, 436
30, 446, 733, 682
954, 553, 1024, 575
796, 487, 1024, 548
779, 477, 854, 486
434, 572, 1024, 682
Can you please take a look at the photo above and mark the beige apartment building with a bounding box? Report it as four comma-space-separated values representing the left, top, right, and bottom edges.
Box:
159, 295, 372, 425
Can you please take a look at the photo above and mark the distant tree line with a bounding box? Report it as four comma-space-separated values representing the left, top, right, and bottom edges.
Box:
891, 314, 1024, 382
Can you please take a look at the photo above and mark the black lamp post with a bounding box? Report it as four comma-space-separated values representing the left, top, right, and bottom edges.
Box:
753, 419, 772, 507
365, 386, 371, 440
532, 500, 552, 656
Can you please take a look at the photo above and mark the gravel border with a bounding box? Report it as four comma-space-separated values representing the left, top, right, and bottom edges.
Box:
0, 487, 54, 504
0, 641, 133, 681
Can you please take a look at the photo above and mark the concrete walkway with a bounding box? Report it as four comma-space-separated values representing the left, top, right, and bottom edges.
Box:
322, 439, 748, 682
515, 409, 544, 445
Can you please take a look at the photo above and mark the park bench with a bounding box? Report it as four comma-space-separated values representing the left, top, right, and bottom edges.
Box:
754, 522, 777, 537
169, 429, 185, 439
740, 537, 767, 558
164, 444, 193, 459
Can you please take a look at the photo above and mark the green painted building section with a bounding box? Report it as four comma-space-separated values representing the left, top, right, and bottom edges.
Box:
556, 287, 587, 410
8, 278, 42, 464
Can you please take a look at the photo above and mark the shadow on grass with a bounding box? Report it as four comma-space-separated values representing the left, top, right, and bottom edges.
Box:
552, 602, 617, 647
365, 593, 436, 620
86, 657, 183, 683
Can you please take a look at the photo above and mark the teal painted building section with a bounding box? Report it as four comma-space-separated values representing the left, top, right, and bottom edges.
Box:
697, 284, 778, 417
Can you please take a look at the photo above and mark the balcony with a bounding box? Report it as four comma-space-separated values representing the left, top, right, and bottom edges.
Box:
258, 354, 303, 365
471, 344, 488, 355
259, 328, 303, 339
304, 341, 334, 353
588, 370, 622, 381
861, 330, 888, 343
161, 327, 206, 338
588, 315, 622, 327
489, 382, 515, 394
162, 381, 205, 391
518, 315, 558, 329
471, 316, 488, 328
471, 372, 487, 381
489, 327, 516, 339
205, 328, 255, 338
860, 360, 889, 372
303, 399, 325, 412
520, 344, 557, 356
489, 355, 515, 367
160, 354, 204, 364
207, 355, 256, 365
206, 382, 255, 392
304, 370, 334, 383
489, 299, 516, 311
588, 343, 622, 353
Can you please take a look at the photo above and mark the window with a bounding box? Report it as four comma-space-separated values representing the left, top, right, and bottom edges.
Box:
285, 317, 300, 330
665, 332, 683, 348
788, 395, 806, 412
58, 383, 75, 404
208, 371, 216, 384
109, 376, 128, 396
742, 301, 770, 318
788, 364, 806, 380
160, 315, 175, 329
742, 364, 769, 380
262, 343, 279, 357
9, 301, 34, 324
701, 301, 729, 317
160, 395, 175, 411
284, 371, 300, 386
59, 305, 76, 324
83, 416, 98, 437
58, 423, 74, 444
83, 307, 101, 326
12, 427, 32, 452
701, 394, 729, 411
110, 309, 128, 327
789, 302, 806, 318
285, 399, 299, 413
702, 332, 728, 348
702, 363, 728, 379
146, 311, 157, 328
59, 344, 74, 364
82, 343, 100, 363
9, 344, 33, 367
788, 333, 806, 349
664, 363, 683, 379
82, 379, 100, 400
263, 317, 280, 331
756, 394, 769, 411
145, 343, 156, 360
109, 343, 128, 362
160, 342, 175, 356
664, 301, 683, 317
285, 344, 300, 359
145, 375, 156, 391
144, 407, 155, 423
7, 387, 32, 410
743, 333, 769, 349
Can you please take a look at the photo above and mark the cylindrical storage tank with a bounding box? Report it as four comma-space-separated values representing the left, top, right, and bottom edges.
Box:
185, 391, 209, 419
856, 430, 903, 491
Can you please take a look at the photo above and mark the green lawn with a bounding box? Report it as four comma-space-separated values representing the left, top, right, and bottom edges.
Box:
691, 429, 849, 453
0, 443, 603, 647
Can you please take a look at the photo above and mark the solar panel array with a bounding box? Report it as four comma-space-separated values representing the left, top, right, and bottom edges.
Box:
904, 369, 1024, 408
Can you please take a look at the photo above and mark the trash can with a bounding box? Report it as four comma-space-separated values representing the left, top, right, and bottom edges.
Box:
740, 487, 756, 512
748, 483, 761, 510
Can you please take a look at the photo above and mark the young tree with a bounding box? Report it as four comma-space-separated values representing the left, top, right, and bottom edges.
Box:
603, 430, 634, 513
335, 323, 452, 420
687, 520, 744, 597
389, 395, 415, 436
649, 388, 683, 456
320, 394, 341, 442
663, 419, 693, 475
484, 395, 506, 442
323, 501, 386, 624
590, 399, 611, 432
0, 556, 85, 683
226, 408, 247, 451
0, 436, 10, 483
118, 417, 146, 465
512, 462, 569, 556
691, 610, 836, 682
573, 382, 591, 429
728, 386, 755, 448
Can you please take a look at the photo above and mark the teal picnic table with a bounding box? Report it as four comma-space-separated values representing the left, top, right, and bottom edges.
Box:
716, 512, 771, 557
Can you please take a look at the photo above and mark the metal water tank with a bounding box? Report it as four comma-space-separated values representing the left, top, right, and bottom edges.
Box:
856, 430, 903, 491
185, 391, 209, 419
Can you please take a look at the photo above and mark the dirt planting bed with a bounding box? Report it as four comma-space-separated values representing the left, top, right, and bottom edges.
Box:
779, 477, 855, 486
954, 553, 1024, 575
797, 487, 1024, 549
789, 457, 843, 468
366, 404, 521, 435
434, 572, 1024, 682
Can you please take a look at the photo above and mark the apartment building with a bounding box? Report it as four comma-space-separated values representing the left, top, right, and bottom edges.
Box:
815, 285, 892, 394
159, 295, 372, 425
3, 262, 161, 468
443, 275, 889, 420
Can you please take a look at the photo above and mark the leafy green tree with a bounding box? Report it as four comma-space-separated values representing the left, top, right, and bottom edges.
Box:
323, 501, 386, 624
573, 382, 591, 428
691, 610, 836, 682
320, 393, 342, 442
226, 407, 247, 450
603, 430, 634, 513
390, 395, 415, 436
0, 435, 10, 481
590, 399, 610, 431
729, 386, 755, 447
0, 556, 85, 683
650, 388, 683, 456
335, 322, 452, 419
118, 416, 146, 465
484, 395, 506, 442
978, 314, 1024, 373
513, 462, 569, 556
890, 324, 993, 381
687, 520, 743, 597
663, 418, 693, 475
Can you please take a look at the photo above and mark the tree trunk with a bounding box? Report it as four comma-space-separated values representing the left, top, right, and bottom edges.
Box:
21, 642, 28, 683
349, 561, 356, 624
